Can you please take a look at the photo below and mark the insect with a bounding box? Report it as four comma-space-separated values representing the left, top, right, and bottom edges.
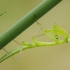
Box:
0, 14, 70, 63
0, 23, 70, 63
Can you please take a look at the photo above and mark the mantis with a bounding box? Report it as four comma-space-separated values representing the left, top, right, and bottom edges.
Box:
0, 23, 70, 63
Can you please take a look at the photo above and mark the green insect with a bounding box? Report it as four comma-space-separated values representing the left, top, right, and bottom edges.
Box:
0, 23, 70, 63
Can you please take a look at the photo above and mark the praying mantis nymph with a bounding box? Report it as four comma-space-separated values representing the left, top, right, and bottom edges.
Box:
0, 23, 70, 63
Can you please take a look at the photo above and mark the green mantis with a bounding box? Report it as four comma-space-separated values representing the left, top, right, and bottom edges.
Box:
0, 23, 70, 63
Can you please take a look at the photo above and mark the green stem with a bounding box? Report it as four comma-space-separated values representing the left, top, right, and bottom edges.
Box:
0, 0, 62, 49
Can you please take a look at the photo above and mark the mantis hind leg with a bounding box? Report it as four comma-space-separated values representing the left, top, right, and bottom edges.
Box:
33, 14, 45, 43
13, 40, 23, 62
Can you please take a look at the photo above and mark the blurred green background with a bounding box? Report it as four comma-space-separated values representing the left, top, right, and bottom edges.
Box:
0, 0, 70, 70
